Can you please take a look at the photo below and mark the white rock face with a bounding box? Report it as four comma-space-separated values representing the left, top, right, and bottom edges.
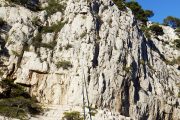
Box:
0, 0, 180, 120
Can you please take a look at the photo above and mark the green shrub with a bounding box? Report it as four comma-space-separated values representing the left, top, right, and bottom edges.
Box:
32, 33, 57, 49
42, 21, 66, 33
0, 18, 5, 26
44, 0, 65, 16
0, 70, 3, 76
33, 21, 65, 49
0, 79, 42, 119
126, 1, 154, 24
140, 25, 151, 39
144, 10, 154, 18
176, 56, 180, 65
56, 60, 72, 69
7, 0, 28, 5
0, 105, 27, 119
149, 24, 164, 36
175, 27, 180, 33
32, 21, 65, 49
176, 30, 180, 36
7, 0, 41, 11
11, 50, 21, 57
112, 0, 126, 11
42, 26, 55, 33
174, 39, 180, 49
32, 32, 42, 48
123, 66, 131, 73
0, 97, 41, 119
62, 111, 83, 120
80, 32, 87, 38
165, 56, 180, 65
163, 16, 180, 28
32, 16, 41, 26
0, 78, 29, 98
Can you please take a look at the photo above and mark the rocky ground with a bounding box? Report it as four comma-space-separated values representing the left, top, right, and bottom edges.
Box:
0, 0, 180, 119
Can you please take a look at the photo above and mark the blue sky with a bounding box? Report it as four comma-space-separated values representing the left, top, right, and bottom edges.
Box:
135, 0, 180, 23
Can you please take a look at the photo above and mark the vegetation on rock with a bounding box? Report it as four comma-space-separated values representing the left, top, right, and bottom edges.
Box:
56, 60, 73, 69
0, 18, 6, 26
174, 39, 180, 49
175, 27, 180, 33
165, 56, 180, 66
0, 78, 42, 119
32, 21, 66, 49
149, 24, 164, 36
42, 21, 66, 33
126, 1, 154, 23
44, 0, 65, 16
65, 44, 73, 50
85, 106, 98, 116
163, 16, 180, 28
7, 0, 41, 11
112, 0, 126, 11
11, 50, 21, 57
32, 32, 42, 48
62, 111, 83, 120
140, 25, 151, 39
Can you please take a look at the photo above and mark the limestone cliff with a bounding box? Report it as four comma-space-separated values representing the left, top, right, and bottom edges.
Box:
0, 0, 180, 120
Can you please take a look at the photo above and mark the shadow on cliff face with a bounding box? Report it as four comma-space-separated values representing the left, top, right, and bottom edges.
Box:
131, 60, 140, 103
90, 0, 102, 32
8, 0, 41, 11
139, 36, 166, 80
146, 39, 165, 61
92, 43, 99, 68
141, 38, 148, 79
120, 77, 130, 117
90, 0, 100, 14
0, 37, 9, 58
0, 23, 11, 57
178, 66, 180, 70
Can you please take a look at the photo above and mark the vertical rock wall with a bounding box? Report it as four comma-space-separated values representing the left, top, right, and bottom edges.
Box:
0, 0, 179, 119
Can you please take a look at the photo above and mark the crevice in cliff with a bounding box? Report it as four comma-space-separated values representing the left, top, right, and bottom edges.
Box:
178, 66, 180, 70
118, 41, 126, 63
92, 43, 99, 68
101, 73, 106, 94
131, 60, 140, 103
0, 38, 10, 58
30, 70, 49, 74
140, 38, 148, 79
6, 63, 15, 78
16, 44, 26, 68
0, 23, 11, 57
87, 67, 91, 85
119, 77, 130, 117
95, 16, 102, 32
90, 0, 100, 15
146, 39, 166, 61
108, 45, 113, 61
17, 82, 31, 87
89, 0, 102, 37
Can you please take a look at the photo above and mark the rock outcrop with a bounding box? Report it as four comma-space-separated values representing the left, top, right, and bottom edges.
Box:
0, 0, 179, 119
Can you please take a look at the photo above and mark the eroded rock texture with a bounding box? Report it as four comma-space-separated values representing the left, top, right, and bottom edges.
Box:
0, 0, 179, 119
